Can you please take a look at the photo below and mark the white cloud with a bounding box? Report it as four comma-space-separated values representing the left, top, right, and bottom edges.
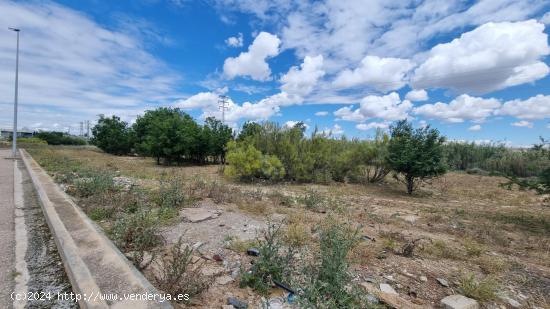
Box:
334, 92, 412, 122
412, 20, 550, 93
413, 94, 501, 123
320, 124, 344, 136
0, 1, 182, 131
225, 32, 244, 47
223, 31, 281, 81
405, 89, 428, 102
333, 56, 413, 92
315, 111, 328, 116
511, 120, 534, 128
498, 94, 550, 120
541, 12, 550, 24
284, 120, 308, 129
468, 124, 482, 131
356, 121, 390, 131
280, 55, 325, 97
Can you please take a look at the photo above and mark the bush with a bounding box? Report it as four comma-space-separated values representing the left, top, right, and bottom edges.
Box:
110, 210, 164, 270
156, 173, 186, 208
35, 131, 87, 145
458, 273, 499, 302
154, 237, 212, 300
298, 221, 366, 308
72, 171, 118, 198
225, 141, 285, 181
16, 137, 47, 144
240, 223, 295, 295
386, 120, 446, 194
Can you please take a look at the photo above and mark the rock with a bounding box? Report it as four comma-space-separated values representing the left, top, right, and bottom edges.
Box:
246, 248, 260, 256
222, 305, 234, 309
201, 265, 225, 277
216, 275, 234, 285
380, 283, 398, 295
181, 208, 221, 223
498, 295, 521, 308
437, 278, 450, 287
227, 297, 248, 309
365, 294, 379, 304
212, 253, 224, 262
441, 295, 479, 309
419, 275, 428, 282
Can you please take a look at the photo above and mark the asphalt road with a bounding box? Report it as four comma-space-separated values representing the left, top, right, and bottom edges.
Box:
0, 149, 16, 309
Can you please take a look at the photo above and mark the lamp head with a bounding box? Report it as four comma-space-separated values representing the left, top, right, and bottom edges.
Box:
8, 27, 20, 32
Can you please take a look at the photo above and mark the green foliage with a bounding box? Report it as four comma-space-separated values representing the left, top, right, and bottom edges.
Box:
386, 120, 447, 194
15, 137, 47, 144
240, 224, 295, 295
444, 141, 549, 177
91, 115, 133, 155
299, 221, 368, 309
458, 273, 499, 302
35, 131, 87, 145
156, 173, 186, 208
72, 171, 118, 198
131, 108, 232, 165
224, 141, 285, 181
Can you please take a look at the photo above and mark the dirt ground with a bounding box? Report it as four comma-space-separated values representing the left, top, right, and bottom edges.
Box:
26, 146, 550, 309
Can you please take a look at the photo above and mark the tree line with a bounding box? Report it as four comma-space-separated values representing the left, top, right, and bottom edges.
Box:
91, 108, 232, 165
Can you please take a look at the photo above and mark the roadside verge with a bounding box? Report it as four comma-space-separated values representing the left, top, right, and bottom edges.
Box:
20, 149, 172, 309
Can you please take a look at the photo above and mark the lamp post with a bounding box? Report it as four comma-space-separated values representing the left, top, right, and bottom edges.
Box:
9, 27, 20, 158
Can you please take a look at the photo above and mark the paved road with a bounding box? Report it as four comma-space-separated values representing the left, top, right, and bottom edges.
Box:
0, 150, 15, 309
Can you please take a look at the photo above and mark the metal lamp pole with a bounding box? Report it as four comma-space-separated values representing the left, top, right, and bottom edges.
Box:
9, 27, 20, 158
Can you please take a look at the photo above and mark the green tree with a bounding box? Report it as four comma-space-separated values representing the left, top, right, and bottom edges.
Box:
386, 120, 447, 194
91, 115, 133, 155
133, 108, 200, 165
203, 117, 232, 163
224, 141, 285, 181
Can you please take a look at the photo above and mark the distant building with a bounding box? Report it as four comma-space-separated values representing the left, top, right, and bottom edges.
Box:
0, 129, 35, 139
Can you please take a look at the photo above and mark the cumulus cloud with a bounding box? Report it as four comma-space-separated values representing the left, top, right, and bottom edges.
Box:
405, 89, 428, 102
498, 94, 550, 120
280, 55, 325, 97
412, 20, 550, 94
315, 111, 329, 116
356, 121, 390, 131
413, 94, 501, 123
468, 124, 482, 131
334, 92, 412, 122
225, 32, 244, 47
511, 120, 534, 128
223, 31, 281, 81
541, 12, 550, 24
0, 1, 181, 131
284, 120, 308, 129
333, 56, 413, 92
320, 124, 344, 136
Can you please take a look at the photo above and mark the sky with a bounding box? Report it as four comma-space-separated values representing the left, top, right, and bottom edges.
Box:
0, 0, 549, 146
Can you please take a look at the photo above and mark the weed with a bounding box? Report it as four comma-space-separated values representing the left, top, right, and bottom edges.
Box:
285, 222, 310, 247
298, 221, 368, 309
88, 207, 116, 221
110, 210, 164, 270
458, 272, 499, 302
157, 173, 186, 208
240, 223, 295, 295
72, 172, 118, 198
301, 189, 326, 210
269, 191, 296, 207
154, 237, 212, 300
462, 238, 485, 257
422, 239, 462, 260
224, 236, 258, 253
477, 256, 509, 274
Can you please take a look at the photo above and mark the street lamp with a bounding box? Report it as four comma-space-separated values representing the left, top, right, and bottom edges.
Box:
9, 27, 20, 158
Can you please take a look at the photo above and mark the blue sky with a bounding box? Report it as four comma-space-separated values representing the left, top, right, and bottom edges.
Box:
0, 0, 549, 146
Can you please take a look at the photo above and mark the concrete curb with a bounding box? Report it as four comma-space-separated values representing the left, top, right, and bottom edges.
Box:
20, 150, 172, 309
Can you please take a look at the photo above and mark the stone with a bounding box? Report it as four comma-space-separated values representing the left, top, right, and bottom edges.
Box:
419, 275, 428, 282
181, 208, 221, 223
212, 254, 224, 262
402, 214, 419, 224
222, 305, 234, 309
227, 297, 248, 309
441, 295, 479, 309
216, 275, 234, 285
498, 295, 521, 308
380, 283, 398, 295
201, 266, 225, 277
437, 278, 450, 287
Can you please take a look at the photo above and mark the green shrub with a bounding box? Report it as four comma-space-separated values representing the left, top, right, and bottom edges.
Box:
156, 173, 186, 208
35, 131, 87, 145
240, 223, 295, 295
72, 172, 117, 198
225, 141, 285, 181
16, 137, 47, 144
91, 115, 134, 155
458, 273, 499, 302
298, 221, 367, 308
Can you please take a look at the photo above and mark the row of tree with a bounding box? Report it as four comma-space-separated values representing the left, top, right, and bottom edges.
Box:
91, 108, 232, 164
227, 120, 447, 194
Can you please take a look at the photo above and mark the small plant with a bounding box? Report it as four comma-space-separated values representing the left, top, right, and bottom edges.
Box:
110, 210, 164, 270
88, 207, 116, 221
476, 256, 509, 274
458, 272, 499, 302
462, 238, 485, 257
72, 171, 117, 198
157, 173, 186, 208
422, 239, 462, 260
154, 237, 212, 300
285, 222, 310, 247
301, 189, 326, 210
240, 223, 295, 295
224, 236, 258, 253
298, 221, 366, 309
